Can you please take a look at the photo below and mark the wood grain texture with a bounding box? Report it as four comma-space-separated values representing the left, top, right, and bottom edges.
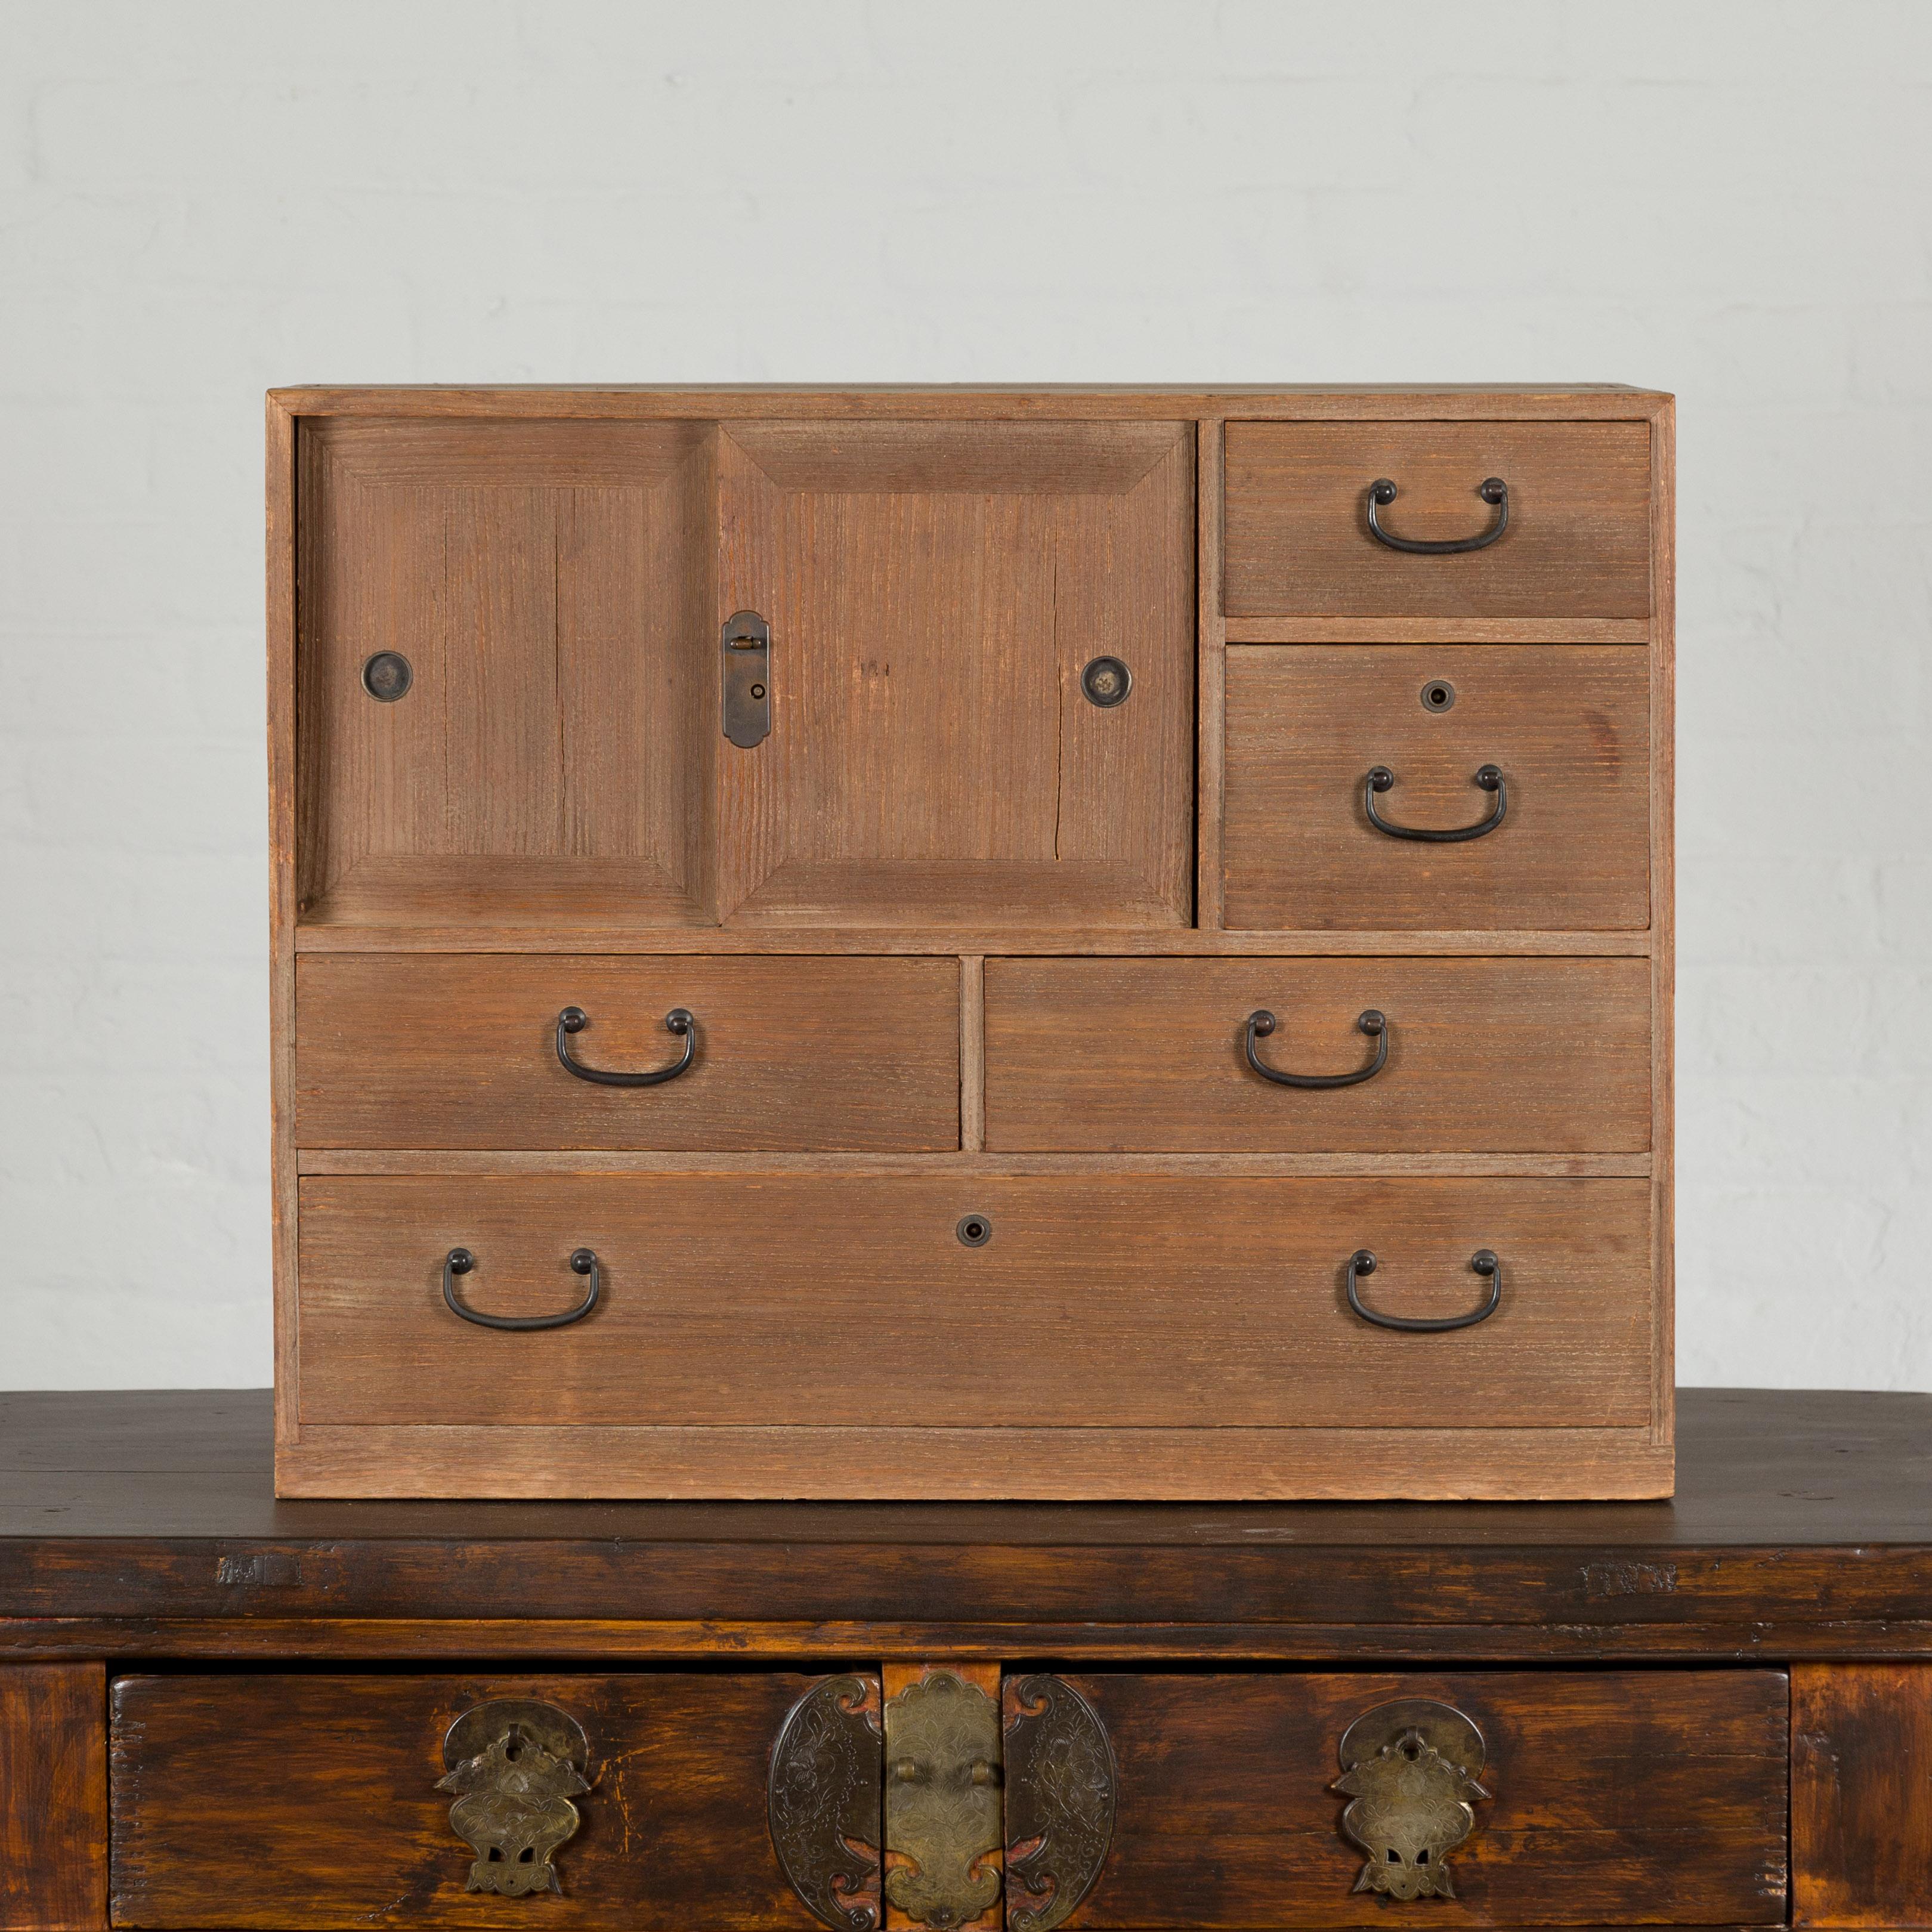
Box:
294, 924, 1655, 957
268, 395, 302, 1448
296, 1152, 1652, 1177
0, 1664, 106, 1932
109, 1671, 821, 1930
1223, 645, 1650, 932
1225, 617, 1650, 644
960, 957, 986, 1152
16, 1391, 1932, 1640
295, 955, 960, 1151
297, 418, 715, 929
1793, 1664, 1932, 1927
274, 387, 1671, 424
1067, 1670, 1787, 1927
1196, 416, 1226, 929
1223, 421, 1653, 618
982, 957, 1650, 1153
293, 1176, 1652, 1439
1649, 398, 1677, 1449
713, 421, 1194, 928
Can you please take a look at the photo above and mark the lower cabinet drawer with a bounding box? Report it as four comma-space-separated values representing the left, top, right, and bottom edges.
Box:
295, 1174, 1653, 1435
110, 1667, 1789, 1930
1068, 1668, 1789, 1927
109, 1673, 829, 1930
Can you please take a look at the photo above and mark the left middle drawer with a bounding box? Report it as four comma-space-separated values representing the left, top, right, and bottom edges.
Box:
295, 954, 962, 1151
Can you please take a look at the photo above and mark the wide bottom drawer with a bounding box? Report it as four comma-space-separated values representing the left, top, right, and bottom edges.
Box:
287, 1174, 1661, 1498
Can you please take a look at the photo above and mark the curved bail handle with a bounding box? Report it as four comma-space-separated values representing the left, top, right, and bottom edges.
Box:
556, 1006, 696, 1086
1366, 476, 1508, 554
1364, 765, 1507, 842
443, 1247, 601, 1332
1345, 1248, 1501, 1333
1245, 1009, 1389, 1089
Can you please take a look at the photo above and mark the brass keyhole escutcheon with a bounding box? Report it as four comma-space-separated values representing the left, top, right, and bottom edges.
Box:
1333, 1698, 1489, 1901
882, 1671, 1004, 1930
438, 1699, 591, 1897
1420, 678, 1456, 713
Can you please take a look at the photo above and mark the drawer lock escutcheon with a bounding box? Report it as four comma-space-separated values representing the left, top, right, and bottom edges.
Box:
769, 1674, 886, 1932
883, 1670, 1003, 1930
438, 1699, 591, 1896
1333, 1698, 1489, 1902
722, 608, 772, 747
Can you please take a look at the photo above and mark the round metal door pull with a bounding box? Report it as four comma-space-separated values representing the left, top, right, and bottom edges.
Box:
1080, 656, 1132, 707
361, 650, 413, 701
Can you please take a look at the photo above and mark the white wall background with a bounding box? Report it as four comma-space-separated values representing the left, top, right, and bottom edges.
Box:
2, 1, 1928, 1392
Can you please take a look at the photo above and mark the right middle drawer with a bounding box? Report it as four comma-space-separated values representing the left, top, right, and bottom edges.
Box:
984, 957, 1650, 1153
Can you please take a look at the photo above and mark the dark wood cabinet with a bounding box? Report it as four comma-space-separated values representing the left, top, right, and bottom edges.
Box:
2, 1390, 1929, 1932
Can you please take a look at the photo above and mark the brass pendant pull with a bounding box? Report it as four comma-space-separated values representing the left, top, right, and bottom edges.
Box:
1245, 1008, 1389, 1089
1365, 475, 1508, 554
443, 1248, 601, 1332
437, 1699, 591, 1896
1365, 763, 1507, 842
1346, 1249, 1501, 1333
1334, 1698, 1489, 1900
882, 1671, 1003, 1930
556, 1006, 696, 1086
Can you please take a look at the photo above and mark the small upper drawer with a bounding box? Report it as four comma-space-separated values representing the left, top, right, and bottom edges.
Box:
1068, 1668, 1788, 1927
1223, 421, 1653, 620
295, 954, 960, 1151
1222, 645, 1650, 931
984, 957, 1652, 1153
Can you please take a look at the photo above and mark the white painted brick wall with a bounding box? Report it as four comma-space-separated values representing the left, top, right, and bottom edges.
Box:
2, 0, 1927, 1390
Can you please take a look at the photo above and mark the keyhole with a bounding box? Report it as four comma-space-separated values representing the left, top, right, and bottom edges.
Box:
956, 1214, 992, 1247
1420, 679, 1456, 713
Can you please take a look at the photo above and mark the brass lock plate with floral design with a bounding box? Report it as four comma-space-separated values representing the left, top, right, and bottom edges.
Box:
1333, 1699, 1489, 1901
883, 1669, 1004, 1930
437, 1699, 592, 1896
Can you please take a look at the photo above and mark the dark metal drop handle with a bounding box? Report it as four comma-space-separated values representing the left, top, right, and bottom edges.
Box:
1346, 1248, 1501, 1333
1367, 477, 1508, 554
443, 1247, 601, 1331
1245, 1009, 1389, 1089
555, 1006, 695, 1086
1365, 765, 1507, 842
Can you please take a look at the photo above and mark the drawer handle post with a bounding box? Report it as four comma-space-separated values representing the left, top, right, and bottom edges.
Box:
1364, 764, 1507, 842
1365, 475, 1508, 554
1346, 1248, 1501, 1332
1245, 1009, 1389, 1089
443, 1247, 601, 1331
555, 1006, 696, 1086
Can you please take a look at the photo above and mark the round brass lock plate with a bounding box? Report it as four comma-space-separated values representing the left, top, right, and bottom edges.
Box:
956, 1213, 993, 1248
1081, 656, 1132, 708
363, 651, 414, 701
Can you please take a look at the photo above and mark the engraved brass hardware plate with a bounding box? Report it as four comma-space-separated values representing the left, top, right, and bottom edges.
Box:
883, 1670, 1003, 1930
723, 608, 771, 747
769, 1674, 886, 1932
1004, 1674, 1116, 1932
1333, 1698, 1489, 1901
437, 1698, 591, 1896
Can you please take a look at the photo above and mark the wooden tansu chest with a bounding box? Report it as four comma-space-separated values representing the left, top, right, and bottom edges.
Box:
267, 385, 1674, 1500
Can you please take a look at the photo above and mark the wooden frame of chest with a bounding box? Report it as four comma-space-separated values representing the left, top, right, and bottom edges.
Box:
267, 384, 1675, 1500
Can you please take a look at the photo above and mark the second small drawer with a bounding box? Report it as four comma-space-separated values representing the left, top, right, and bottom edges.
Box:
295, 954, 962, 1151
984, 957, 1650, 1152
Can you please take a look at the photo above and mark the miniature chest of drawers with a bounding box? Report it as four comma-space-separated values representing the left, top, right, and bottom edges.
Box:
267, 385, 1674, 1500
